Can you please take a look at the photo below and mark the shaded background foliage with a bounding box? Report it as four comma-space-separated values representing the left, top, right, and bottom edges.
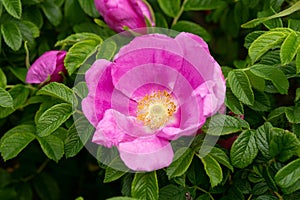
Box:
0, 0, 300, 199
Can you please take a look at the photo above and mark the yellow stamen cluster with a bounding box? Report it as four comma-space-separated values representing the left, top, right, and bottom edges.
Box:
136, 90, 177, 129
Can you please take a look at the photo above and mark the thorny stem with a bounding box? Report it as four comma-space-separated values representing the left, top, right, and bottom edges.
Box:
193, 186, 215, 200
21, 159, 50, 182
171, 0, 189, 26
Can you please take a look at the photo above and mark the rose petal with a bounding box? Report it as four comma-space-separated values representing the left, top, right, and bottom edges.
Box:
92, 109, 135, 148
26, 50, 66, 84
82, 59, 113, 126
118, 135, 173, 171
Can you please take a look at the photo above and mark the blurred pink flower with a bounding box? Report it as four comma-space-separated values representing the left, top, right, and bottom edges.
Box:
26, 50, 67, 84
94, 0, 155, 32
82, 33, 226, 171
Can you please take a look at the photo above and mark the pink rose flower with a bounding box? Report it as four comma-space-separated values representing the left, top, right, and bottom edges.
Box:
82, 32, 226, 171
94, 0, 155, 32
26, 50, 67, 84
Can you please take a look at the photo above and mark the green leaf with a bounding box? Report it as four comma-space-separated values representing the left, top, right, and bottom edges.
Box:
8, 67, 27, 83
154, 13, 168, 28
255, 122, 273, 160
209, 147, 234, 171
184, 0, 225, 11
250, 64, 289, 94
55, 32, 102, 47
0, 68, 7, 88
230, 130, 258, 168
37, 135, 64, 162
245, 71, 265, 92
157, 0, 181, 17
73, 82, 88, 99
0, 87, 13, 108
131, 172, 159, 200
297, 51, 300, 74
0, 85, 29, 118
107, 198, 138, 200
275, 158, 300, 188
37, 82, 77, 105
64, 116, 94, 158
285, 105, 300, 123
1, 0, 21, 19
41, 0, 62, 26
228, 70, 254, 105
159, 184, 191, 200
0, 124, 35, 145
78, 0, 99, 17
172, 21, 211, 42
248, 90, 271, 112
166, 147, 194, 178
280, 31, 300, 65
249, 30, 287, 63
1, 22, 22, 51
104, 157, 129, 183
198, 154, 223, 188
96, 39, 117, 60
0, 132, 35, 161
36, 103, 73, 137
288, 19, 300, 31
244, 31, 265, 49
241, 1, 300, 28
269, 128, 300, 162
203, 114, 249, 136
257, 8, 283, 29
33, 173, 60, 200
64, 39, 100, 75
225, 88, 244, 115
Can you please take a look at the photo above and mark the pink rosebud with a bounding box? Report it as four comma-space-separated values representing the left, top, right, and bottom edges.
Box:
26, 50, 67, 84
94, 0, 155, 32
82, 33, 226, 171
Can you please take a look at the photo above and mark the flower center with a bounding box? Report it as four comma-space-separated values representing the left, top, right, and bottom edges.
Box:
136, 90, 177, 129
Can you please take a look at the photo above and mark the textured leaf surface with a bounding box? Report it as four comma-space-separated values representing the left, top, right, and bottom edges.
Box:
280, 31, 300, 65
255, 122, 273, 160
275, 158, 300, 188
37, 135, 64, 162
230, 130, 258, 168
1, 0, 21, 18
157, 0, 181, 17
250, 64, 289, 94
0, 87, 13, 108
249, 31, 287, 63
184, 0, 225, 11
166, 148, 194, 178
64, 40, 100, 75
1, 22, 22, 51
64, 116, 94, 158
228, 70, 254, 105
131, 172, 159, 200
0, 132, 35, 161
203, 114, 249, 136
172, 21, 211, 42
198, 154, 223, 188
41, 0, 62, 26
36, 103, 73, 137
78, 0, 99, 17
37, 82, 76, 105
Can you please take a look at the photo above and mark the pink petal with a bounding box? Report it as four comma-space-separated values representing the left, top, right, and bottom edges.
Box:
112, 63, 179, 100
180, 32, 210, 54
92, 109, 135, 148
26, 50, 66, 84
118, 135, 173, 171
82, 59, 113, 126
